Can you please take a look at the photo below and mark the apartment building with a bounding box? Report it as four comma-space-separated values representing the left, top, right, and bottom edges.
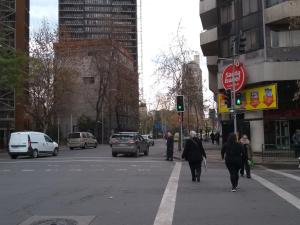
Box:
58, 0, 138, 68
200, 0, 300, 152
0, 0, 30, 146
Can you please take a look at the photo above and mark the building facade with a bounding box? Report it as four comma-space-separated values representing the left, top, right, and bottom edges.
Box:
0, 0, 29, 147
182, 55, 205, 132
55, 40, 139, 141
200, 0, 300, 152
58, 0, 138, 68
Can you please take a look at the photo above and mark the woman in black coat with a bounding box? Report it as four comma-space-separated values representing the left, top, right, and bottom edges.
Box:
182, 131, 207, 182
221, 133, 243, 192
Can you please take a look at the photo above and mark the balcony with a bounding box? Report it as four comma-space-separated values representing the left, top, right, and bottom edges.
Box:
200, 27, 218, 56
200, 0, 216, 14
265, 0, 300, 24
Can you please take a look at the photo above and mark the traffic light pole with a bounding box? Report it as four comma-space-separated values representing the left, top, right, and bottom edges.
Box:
232, 41, 237, 135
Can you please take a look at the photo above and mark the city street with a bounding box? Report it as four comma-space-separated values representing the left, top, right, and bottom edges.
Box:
0, 140, 299, 225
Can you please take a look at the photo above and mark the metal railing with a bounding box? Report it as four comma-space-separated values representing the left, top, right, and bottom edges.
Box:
262, 144, 300, 160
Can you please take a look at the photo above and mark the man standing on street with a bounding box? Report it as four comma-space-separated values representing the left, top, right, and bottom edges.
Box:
182, 131, 207, 182
166, 131, 174, 161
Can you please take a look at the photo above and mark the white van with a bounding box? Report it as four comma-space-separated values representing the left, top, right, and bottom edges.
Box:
8, 131, 59, 159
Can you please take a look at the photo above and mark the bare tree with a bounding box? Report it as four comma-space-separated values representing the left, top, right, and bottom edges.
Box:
154, 26, 195, 96
28, 19, 75, 132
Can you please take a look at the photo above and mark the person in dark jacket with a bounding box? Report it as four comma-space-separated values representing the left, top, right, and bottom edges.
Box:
166, 132, 174, 161
182, 131, 207, 182
239, 134, 252, 178
221, 133, 243, 192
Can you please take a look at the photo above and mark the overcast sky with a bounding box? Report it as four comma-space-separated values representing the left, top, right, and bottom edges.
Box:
30, 0, 212, 109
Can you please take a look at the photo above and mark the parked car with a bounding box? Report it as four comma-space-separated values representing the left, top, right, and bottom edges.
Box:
67, 132, 97, 150
8, 131, 59, 159
142, 134, 154, 146
110, 133, 149, 157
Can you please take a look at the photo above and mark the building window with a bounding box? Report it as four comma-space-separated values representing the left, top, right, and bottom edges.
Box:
271, 30, 300, 48
245, 29, 259, 51
220, 36, 235, 57
220, 2, 235, 24
82, 77, 95, 84
242, 0, 258, 16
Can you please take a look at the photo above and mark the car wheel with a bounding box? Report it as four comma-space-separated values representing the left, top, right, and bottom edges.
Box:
10, 154, 17, 159
69, 147, 73, 150
32, 149, 38, 158
52, 148, 58, 156
94, 143, 97, 148
144, 148, 149, 156
112, 152, 117, 157
134, 149, 139, 158
82, 143, 87, 149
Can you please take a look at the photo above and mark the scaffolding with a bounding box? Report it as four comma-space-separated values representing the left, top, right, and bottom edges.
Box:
0, 0, 16, 146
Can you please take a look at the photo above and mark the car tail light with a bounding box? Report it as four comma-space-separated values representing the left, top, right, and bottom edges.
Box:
28, 135, 32, 148
128, 140, 136, 144
111, 138, 119, 144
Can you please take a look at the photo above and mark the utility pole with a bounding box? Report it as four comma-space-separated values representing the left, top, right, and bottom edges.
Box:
232, 39, 237, 135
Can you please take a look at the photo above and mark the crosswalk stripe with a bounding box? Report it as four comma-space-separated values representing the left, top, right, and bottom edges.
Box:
153, 162, 182, 225
252, 173, 300, 210
266, 169, 300, 182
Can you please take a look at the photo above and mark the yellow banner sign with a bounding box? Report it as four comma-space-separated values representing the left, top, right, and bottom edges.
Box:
218, 84, 278, 113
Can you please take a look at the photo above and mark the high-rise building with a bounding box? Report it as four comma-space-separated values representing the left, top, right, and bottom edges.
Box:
58, 0, 138, 68
0, 0, 30, 146
200, 0, 300, 152
182, 55, 205, 131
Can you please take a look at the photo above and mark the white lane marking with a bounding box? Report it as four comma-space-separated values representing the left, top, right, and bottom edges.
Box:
266, 169, 300, 182
47, 164, 59, 167
0, 169, 11, 172
138, 168, 151, 172
0, 159, 166, 164
116, 168, 128, 171
45, 169, 52, 172
252, 173, 300, 210
69, 169, 82, 172
153, 162, 182, 225
21, 169, 34, 172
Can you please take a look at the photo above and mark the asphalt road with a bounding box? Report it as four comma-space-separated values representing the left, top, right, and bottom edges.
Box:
0, 140, 299, 225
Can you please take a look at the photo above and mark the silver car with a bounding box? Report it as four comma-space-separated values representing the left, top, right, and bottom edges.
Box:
67, 132, 98, 150
110, 133, 149, 157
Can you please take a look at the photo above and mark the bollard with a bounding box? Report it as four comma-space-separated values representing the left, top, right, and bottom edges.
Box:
299, 157, 300, 169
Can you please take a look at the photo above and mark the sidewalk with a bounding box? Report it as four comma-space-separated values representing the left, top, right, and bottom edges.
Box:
173, 141, 299, 169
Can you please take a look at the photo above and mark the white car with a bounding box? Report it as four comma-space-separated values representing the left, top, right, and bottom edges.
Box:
67, 132, 98, 150
8, 131, 59, 159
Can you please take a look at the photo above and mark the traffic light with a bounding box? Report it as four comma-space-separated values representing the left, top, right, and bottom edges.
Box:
239, 31, 246, 54
235, 92, 242, 105
224, 90, 232, 108
176, 95, 185, 112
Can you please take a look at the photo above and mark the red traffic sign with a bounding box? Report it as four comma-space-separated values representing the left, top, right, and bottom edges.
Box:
221, 62, 246, 92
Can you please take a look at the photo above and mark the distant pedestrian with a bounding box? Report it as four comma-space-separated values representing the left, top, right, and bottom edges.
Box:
239, 134, 252, 178
215, 132, 220, 145
221, 133, 243, 192
210, 132, 215, 144
166, 132, 174, 161
182, 131, 207, 182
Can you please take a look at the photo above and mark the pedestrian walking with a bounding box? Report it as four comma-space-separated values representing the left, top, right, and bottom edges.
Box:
239, 134, 252, 178
210, 132, 215, 144
215, 132, 220, 145
182, 131, 207, 182
221, 133, 243, 192
166, 131, 174, 161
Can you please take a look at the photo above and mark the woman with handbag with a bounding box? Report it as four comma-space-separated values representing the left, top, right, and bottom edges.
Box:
221, 133, 243, 192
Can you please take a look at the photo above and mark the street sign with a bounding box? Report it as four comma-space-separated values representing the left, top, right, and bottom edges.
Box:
221, 62, 246, 92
